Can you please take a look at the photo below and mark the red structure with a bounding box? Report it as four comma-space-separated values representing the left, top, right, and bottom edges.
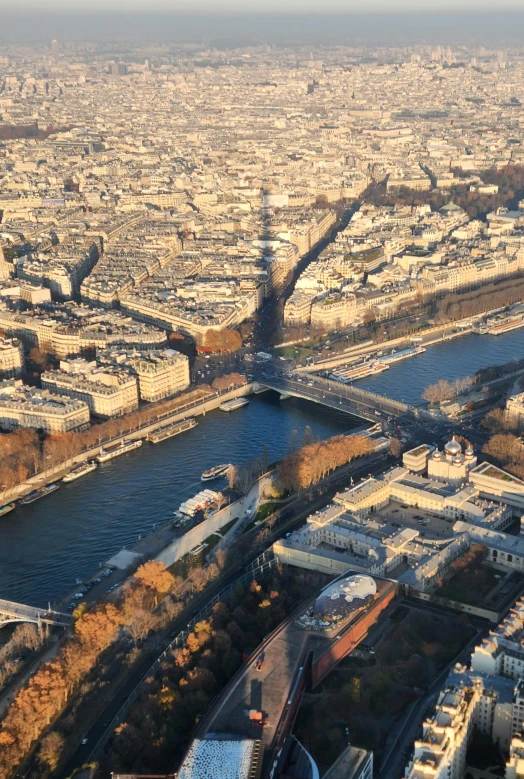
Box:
311, 579, 398, 687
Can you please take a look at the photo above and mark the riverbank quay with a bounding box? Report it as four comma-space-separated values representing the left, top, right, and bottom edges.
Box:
0, 382, 254, 511
297, 301, 524, 375
297, 321, 474, 374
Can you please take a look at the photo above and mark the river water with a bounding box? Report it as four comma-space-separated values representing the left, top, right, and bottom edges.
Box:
2, 326, 524, 609
358, 328, 524, 404
0, 393, 354, 607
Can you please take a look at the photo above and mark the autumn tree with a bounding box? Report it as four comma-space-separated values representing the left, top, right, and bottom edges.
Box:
212, 372, 248, 392
389, 438, 402, 458
278, 433, 373, 491
133, 561, 175, 606
200, 329, 242, 354
38, 731, 65, 771
125, 609, 159, 647
422, 379, 454, 405
482, 408, 519, 434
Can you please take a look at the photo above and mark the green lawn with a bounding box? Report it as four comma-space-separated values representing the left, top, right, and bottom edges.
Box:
254, 502, 278, 522
219, 517, 239, 535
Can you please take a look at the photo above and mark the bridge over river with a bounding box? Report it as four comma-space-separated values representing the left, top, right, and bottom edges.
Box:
0, 598, 71, 628
257, 373, 412, 422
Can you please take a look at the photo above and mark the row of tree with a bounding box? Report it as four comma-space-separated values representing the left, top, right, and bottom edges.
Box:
278, 434, 374, 491
0, 561, 176, 777
0, 385, 214, 499
422, 376, 474, 405
105, 566, 329, 775
433, 276, 524, 325
482, 433, 524, 480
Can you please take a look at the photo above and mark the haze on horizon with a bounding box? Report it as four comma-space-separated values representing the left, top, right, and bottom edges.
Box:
2, 0, 524, 9
0, 3, 523, 44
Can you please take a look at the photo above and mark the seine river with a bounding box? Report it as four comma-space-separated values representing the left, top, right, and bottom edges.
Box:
1, 326, 524, 608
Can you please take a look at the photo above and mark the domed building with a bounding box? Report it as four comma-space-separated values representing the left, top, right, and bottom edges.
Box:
314, 574, 377, 622
427, 435, 477, 485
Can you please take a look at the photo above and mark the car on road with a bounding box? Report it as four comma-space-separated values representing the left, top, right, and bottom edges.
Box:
81, 738, 88, 745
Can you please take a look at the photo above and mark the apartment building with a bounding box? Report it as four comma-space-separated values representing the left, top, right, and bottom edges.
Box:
506, 732, 524, 779
402, 600, 524, 779
0, 380, 90, 432
403, 685, 480, 779
0, 337, 24, 378
507, 392, 524, 425
310, 292, 357, 330
41, 361, 138, 418
122, 349, 190, 402
471, 598, 524, 680
284, 290, 314, 326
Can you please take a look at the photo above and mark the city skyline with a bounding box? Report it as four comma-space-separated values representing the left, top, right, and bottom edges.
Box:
2, 18, 524, 779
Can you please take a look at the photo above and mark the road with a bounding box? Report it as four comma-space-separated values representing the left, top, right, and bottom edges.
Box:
255, 370, 410, 421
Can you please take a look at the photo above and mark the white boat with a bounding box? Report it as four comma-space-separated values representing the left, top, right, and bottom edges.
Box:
0, 503, 15, 518
147, 418, 197, 443
176, 489, 222, 517
96, 439, 142, 463
376, 346, 426, 365
201, 464, 230, 482
332, 362, 389, 382
62, 461, 98, 483
220, 398, 249, 412
486, 317, 524, 336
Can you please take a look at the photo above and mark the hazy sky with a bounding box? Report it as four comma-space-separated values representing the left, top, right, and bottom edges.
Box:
2, 0, 524, 9
0, 7, 523, 45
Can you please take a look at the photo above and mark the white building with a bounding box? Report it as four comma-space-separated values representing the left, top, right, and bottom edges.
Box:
403, 685, 479, 779
0, 337, 24, 378
123, 348, 190, 402
0, 380, 90, 433
506, 731, 524, 779
471, 598, 524, 680
310, 292, 357, 331
42, 360, 138, 418
507, 392, 524, 426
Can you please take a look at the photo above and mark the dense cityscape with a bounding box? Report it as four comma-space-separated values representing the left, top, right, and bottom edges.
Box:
2, 18, 524, 779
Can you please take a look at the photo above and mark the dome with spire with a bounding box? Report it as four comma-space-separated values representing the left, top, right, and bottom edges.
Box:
445, 436, 462, 457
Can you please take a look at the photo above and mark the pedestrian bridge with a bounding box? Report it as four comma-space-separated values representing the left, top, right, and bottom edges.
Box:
0, 598, 71, 628
258, 375, 412, 421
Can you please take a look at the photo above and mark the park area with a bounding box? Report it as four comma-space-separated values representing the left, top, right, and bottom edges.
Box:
273, 345, 315, 360
434, 544, 500, 606
293, 606, 475, 773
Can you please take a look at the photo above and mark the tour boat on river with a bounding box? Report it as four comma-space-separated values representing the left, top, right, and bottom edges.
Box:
96, 439, 143, 463
201, 464, 230, 482
62, 461, 98, 483
19, 484, 60, 505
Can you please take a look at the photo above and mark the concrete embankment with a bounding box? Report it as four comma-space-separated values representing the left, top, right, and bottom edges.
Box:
156, 472, 274, 568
